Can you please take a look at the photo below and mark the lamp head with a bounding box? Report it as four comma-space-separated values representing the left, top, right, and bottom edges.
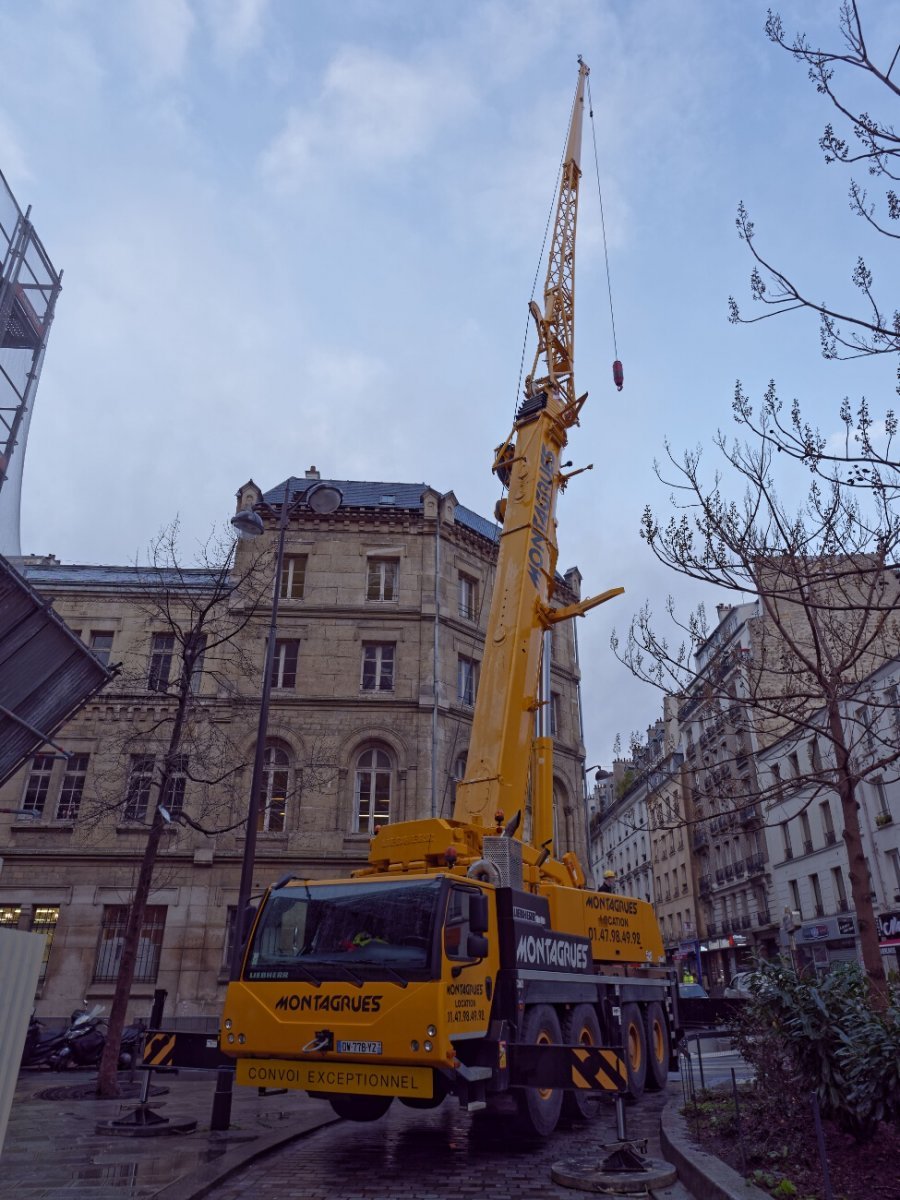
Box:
230, 508, 265, 540
305, 482, 343, 514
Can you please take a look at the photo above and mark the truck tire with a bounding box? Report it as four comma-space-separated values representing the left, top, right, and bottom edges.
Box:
621, 1002, 647, 1100
561, 1004, 603, 1123
644, 1001, 669, 1091
513, 1004, 563, 1136
327, 1094, 393, 1121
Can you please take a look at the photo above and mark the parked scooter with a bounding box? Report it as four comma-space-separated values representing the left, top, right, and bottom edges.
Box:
48, 1006, 145, 1071
20, 1010, 78, 1067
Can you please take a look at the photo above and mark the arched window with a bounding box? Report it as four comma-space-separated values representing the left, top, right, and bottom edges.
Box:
258, 742, 290, 833
354, 747, 393, 832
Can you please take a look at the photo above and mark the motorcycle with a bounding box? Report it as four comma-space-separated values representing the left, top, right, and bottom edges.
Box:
20, 1010, 78, 1068
48, 1006, 145, 1071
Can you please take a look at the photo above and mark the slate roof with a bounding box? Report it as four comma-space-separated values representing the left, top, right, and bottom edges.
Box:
16, 563, 222, 590
265, 477, 500, 543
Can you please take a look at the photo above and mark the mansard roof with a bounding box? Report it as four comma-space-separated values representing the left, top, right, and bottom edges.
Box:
265, 477, 500, 543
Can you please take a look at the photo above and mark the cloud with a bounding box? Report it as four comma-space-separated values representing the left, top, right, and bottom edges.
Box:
201, 0, 268, 61
127, 0, 196, 82
260, 45, 475, 191
0, 110, 31, 186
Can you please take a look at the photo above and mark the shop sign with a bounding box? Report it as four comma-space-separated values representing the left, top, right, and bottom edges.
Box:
876, 911, 900, 947
801, 924, 830, 941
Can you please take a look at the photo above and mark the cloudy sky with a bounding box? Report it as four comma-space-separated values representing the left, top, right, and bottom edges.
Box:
1, 0, 898, 766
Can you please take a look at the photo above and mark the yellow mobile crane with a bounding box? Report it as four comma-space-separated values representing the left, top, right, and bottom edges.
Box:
221, 60, 679, 1135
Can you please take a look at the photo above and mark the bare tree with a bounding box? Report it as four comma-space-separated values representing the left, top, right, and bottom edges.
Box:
94, 523, 268, 1097
729, 2, 900, 377
614, 424, 900, 1003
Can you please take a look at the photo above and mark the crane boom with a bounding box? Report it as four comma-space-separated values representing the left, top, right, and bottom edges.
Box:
452, 59, 617, 837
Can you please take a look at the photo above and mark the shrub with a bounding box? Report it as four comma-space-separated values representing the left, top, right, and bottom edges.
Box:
736, 960, 900, 1140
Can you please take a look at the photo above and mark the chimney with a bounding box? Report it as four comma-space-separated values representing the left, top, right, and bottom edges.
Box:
305, 466, 321, 479
716, 603, 731, 623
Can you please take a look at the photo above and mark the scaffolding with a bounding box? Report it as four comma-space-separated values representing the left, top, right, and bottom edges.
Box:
0, 168, 62, 555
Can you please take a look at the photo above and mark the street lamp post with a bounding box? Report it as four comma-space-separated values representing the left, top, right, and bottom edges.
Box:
210, 480, 342, 1130
582, 763, 603, 886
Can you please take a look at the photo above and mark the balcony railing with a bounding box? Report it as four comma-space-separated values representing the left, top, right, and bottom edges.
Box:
733, 859, 746, 877
739, 804, 759, 825
715, 868, 725, 884
693, 828, 709, 850
706, 922, 718, 936
745, 853, 766, 875
699, 875, 712, 897
757, 909, 771, 926
724, 863, 735, 881
803, 839, 813, 855
824, 829, 837, 845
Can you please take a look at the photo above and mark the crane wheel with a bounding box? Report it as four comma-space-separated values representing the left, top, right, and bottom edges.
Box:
512, 1004, 563, 1137
327, 1094, 393, 1121
644, 1001, 670, 1091
560, 1004, 603, 1123
621, 1002, 647, 1101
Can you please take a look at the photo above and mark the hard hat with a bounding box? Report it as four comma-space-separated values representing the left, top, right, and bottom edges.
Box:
603, 870, 615, 879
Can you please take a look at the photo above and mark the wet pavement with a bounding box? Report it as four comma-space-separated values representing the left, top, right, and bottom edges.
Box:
5, 1068, 337, 1199
4, 1069, 693, 1200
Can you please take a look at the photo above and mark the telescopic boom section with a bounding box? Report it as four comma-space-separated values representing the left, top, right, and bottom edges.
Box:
527, 58, 589, 409
453, 61, 592, 832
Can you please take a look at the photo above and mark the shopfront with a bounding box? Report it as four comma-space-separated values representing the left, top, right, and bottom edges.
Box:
876, 910, 900, 973
794, 914, 858, 974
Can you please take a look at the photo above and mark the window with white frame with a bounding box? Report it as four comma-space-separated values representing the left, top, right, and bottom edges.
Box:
831, 866, 849, 911
355, 747, 392, 832
162, 755, 188, 817
22, 754, 55, 817
94, 905, 166, 983
187, 632, 206, 694
458, 655, 478, 707
124, 754, 155, 822
258, 743, 290, 833
57, 754, 89, 820
549, 692, 561, 738
871, 775, 891, 820
270, 639, 299, 689
361, 642, 395, 691
89, 631, 114, 667
148, 633, 175, 692
366, 557, 399, 602
458, 572, 478, 620
280, 555, 307, 600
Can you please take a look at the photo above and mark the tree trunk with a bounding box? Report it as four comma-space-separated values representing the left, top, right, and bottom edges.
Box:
827, 698, 888, 1009
95, 813, 166, 1096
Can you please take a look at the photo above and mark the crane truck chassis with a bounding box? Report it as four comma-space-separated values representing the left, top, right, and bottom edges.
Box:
220, 59, 683, 1136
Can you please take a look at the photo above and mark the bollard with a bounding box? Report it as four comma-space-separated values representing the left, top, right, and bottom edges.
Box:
210, 1066, 235, 1131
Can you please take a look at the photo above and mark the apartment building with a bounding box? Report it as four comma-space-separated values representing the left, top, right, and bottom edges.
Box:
0, 472, 588, 1019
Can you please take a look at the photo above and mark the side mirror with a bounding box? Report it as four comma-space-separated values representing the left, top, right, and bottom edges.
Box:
470, 894, 489, 934
466, 933, 489, 958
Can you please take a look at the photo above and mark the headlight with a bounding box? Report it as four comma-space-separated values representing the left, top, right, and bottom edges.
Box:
227, 1033, 235, 1044
426, 1025, 437, 1037
410, 1039, 420, 1051
238, 1034, 246, 1045
424, 1040, 433, 1052
224, 1019, 232, 1030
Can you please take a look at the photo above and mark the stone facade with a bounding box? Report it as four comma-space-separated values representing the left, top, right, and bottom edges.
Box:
0, 473, 587, 1020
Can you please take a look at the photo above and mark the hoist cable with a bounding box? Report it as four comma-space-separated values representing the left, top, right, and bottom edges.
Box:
586, 74, 619, 361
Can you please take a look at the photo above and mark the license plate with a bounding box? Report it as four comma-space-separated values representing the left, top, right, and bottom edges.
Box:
236, 1058, 433, 1098
337, 1040, 382, 1055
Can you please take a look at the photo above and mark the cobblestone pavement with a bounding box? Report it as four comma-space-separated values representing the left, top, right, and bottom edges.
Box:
214, 1087, 692, 1200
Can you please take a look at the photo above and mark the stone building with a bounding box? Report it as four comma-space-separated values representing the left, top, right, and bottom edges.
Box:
0, 472, 588, 1020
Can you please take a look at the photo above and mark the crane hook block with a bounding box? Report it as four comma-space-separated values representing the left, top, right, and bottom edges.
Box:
612, 360, 624, 392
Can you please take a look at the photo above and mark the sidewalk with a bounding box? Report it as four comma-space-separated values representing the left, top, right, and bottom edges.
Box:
4, 1068, 339, 1200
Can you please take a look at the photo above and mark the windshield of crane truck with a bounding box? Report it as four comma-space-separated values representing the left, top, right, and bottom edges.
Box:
245, 878, 442, 981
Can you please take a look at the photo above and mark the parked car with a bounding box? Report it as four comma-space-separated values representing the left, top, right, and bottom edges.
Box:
724, 971, 764, 999
678, 982, 709, 999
